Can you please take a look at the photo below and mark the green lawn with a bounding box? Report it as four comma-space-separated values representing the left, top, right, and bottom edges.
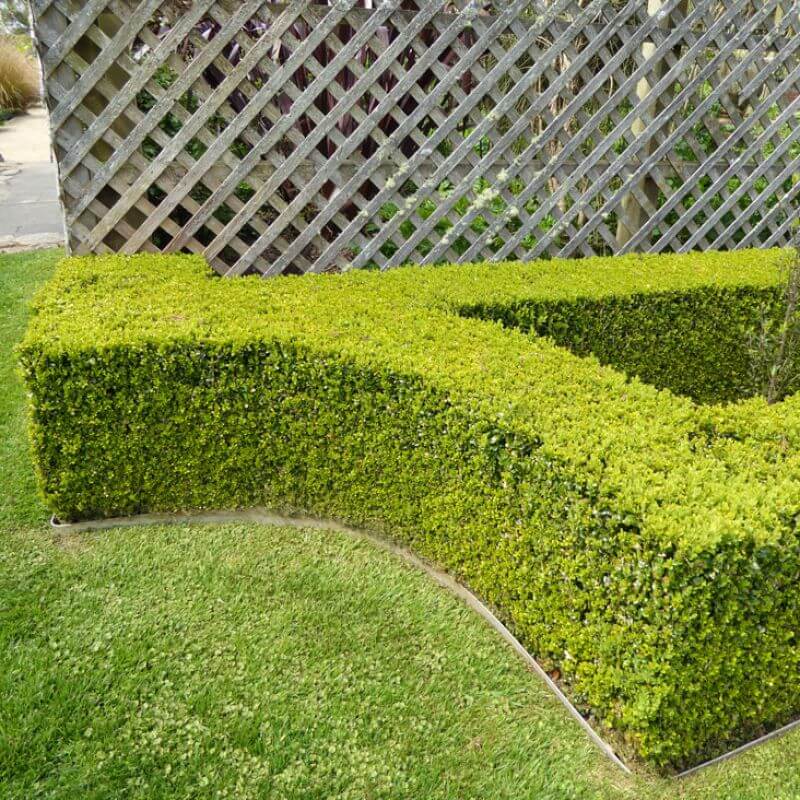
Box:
2, 250, 800, 799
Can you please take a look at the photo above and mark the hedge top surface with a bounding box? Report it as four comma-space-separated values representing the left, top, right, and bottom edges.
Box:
20, 249, 800, 551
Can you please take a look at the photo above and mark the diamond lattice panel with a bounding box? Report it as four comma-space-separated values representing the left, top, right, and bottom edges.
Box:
32, 0, 800, 276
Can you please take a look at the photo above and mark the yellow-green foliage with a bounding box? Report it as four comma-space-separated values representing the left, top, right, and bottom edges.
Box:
0, 38, 38, 112
18, 249, 800, 769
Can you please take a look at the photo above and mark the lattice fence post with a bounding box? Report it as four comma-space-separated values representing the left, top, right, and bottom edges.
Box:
616, 0, 688, 247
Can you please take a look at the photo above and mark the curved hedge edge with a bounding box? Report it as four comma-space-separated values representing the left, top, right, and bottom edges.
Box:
49, 505, 632, 774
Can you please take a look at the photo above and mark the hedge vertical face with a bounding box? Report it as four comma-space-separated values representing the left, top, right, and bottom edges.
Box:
32, 0, 800, 276
18, 249, 800, 768
461, 286, 789, 404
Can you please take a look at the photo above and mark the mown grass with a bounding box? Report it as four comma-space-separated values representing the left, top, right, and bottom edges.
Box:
3, 249, 800, 799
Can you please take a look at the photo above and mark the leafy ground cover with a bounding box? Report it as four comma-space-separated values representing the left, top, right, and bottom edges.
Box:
3, 249, 800, 798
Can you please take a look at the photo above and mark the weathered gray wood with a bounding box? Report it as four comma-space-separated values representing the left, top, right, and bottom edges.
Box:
617, 6, 800, 252
41, 0, 110, 78
115, 0, 346, 252
503, 0, 774, 259
58, 0, 214, 178
627, 48, 800, 253
558, 0, 793, 258
48, 0, 164, 130
88, 1, 315, 248
63, 0, 269, 223
412, 0, 685, 268
360, 0, 620, 267
457, 0, 722, 261
33, 0, 800, 276
615, 0, 688, 247
261, 0, 572, 276
167, 0, 410, 257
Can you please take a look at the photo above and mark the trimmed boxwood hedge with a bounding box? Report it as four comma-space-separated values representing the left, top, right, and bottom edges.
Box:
18, 249, 800, 769
461, 284, 786, 404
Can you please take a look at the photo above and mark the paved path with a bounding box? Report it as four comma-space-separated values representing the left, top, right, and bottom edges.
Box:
0, 107, 64, 252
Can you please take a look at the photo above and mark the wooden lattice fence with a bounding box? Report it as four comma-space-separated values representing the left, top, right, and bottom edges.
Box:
32, 0, 800, 276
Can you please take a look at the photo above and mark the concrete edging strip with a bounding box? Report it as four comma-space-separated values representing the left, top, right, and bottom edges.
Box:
50, 508, 800, 779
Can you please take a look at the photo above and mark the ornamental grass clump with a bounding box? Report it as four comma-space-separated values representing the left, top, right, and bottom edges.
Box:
0, 39, 39, 113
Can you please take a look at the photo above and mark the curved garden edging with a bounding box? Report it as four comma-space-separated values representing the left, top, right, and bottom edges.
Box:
50, 507, 800, 780
49, 506, 630, 775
